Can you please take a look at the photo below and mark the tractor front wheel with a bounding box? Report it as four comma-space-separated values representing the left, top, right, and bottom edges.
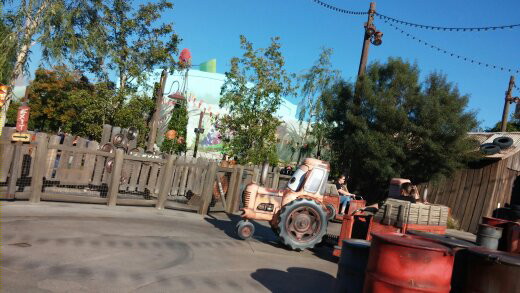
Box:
277, 198, 327, 251
236, 220, 255, 240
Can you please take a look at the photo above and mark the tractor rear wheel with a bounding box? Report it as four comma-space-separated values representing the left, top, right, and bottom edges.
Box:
277, 198, 327, 251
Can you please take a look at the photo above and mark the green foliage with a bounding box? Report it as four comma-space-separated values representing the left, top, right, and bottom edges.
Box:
160, 102, 188, 154
322, 58, 478, 201
487, 119, 520, 132
26, 66, 153, 145
0, 8, 16, 84
218, 35, 293, 165
296, 48, 339, 160
44, 0, 180, 93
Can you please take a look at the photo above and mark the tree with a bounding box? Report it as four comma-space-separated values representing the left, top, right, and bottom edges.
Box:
0, 7, 17, 84
218, 35, 293, 164
0, 0, 180, 132
296, 48, 339, 161
322, 58, 478, 201
52, 0, 180, 93
160, 102, 188, 154
26, 66, 154, 145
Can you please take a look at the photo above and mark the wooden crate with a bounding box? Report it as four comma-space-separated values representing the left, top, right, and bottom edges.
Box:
374, 199, 449, 227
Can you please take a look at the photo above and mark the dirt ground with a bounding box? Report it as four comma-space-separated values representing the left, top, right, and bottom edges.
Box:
1, 201, 340, 292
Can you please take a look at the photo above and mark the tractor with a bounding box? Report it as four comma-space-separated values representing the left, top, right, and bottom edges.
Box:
236, 158, 331, 251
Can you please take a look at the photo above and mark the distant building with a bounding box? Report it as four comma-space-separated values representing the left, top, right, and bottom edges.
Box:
156, 69, 306, 160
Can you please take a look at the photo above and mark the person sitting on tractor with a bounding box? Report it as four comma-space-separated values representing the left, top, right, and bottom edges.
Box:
399, 182, 421, 203
335, 174, 356, 215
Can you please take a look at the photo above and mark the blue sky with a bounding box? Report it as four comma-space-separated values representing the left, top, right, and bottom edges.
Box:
24, 0, 520, 129
163, 0, 519, 129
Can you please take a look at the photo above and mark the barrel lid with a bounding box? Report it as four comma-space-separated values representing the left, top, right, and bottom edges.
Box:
342, 239, 371, 248
467, 247, 520, 267
371, 232, 452, 253
407, 230, 476, 249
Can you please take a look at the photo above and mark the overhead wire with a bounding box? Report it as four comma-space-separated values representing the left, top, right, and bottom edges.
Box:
375, 13, 520, 32
312, 0, 367, 15
312, 0, 520, 32
382, 20, 520, 74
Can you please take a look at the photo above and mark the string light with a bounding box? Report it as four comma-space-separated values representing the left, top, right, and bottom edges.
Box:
383, 21, 520, 74
312, 0, 368, 15
311, 0, 520, 32
376, 13, 520, 32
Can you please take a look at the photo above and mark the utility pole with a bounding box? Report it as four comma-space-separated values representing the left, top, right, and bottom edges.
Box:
500, 76, 516, 132
357, 2, 376, 77
147, 69, 168, 152
193, 110, 205, 158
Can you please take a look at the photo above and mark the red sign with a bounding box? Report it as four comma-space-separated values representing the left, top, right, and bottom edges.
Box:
16, 105, 30, 132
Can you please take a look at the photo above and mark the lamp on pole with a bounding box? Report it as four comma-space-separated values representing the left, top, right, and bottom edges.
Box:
357, 2, 383, 77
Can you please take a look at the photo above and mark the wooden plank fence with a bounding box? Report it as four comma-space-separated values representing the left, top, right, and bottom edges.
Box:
0, 127, 294, 216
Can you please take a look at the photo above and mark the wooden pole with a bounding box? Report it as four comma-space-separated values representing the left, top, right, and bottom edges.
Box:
6, 142, 22, 199
193, 110, 205, 158
198, 161, 217, 215
500, 76, 516, 132
156, 154, 175, 209
147, 69, 168, 152
357, 2, 376, 77
107, 149, 124, 206
29, 133, 48, 203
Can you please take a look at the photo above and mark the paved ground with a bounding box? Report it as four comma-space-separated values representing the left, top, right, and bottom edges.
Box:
1, 201, 339, 293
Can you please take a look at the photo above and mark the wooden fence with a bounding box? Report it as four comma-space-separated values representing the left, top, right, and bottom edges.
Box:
0, 127, 292, 215
418, 157, 519, 233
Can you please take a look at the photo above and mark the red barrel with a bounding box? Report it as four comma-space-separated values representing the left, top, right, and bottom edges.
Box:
364, 233, 454, 293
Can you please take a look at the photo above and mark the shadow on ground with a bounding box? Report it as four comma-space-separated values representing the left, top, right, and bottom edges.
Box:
204, 213, 279, 243
205, 213, 341, 263
251, 267, 336, 293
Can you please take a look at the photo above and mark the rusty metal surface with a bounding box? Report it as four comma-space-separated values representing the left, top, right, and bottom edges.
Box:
336, 239, 371, 293
462, 247, 520, 293
406, 230, 476, 249
370, 232, 452, 253
364, 233, 454, 293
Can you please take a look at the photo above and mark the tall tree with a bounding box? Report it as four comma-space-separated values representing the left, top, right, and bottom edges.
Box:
0, 6, 17, 84
322, 58, 478, 201
50, 0, 180, 93
296, 47, 339, 161
0, 0, 180, 131
0, 0, 62, 129
219, 35, 293, 164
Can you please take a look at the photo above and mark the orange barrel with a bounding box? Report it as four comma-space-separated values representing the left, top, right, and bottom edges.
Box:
364, 233, 454, 293
462, 247, 520, 293
406, 230, 476, 293
336, 239, 371, 293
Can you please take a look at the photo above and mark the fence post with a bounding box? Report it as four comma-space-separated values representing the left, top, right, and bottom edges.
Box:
107, 149, 124, 207
230, 165, 245, 213
272, 167, 280, 189
6, 142, 22, 199
156, 154, 175, 209
29, 133, 48, 203
198, 161, 217, 215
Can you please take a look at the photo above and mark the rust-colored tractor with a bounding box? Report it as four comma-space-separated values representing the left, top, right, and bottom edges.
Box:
237, 158, 331, 251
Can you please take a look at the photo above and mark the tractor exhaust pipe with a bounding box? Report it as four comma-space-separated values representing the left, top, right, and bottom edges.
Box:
260, 161, 269, 186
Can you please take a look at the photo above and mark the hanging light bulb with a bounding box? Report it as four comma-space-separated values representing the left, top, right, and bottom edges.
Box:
372, 31, 383, 46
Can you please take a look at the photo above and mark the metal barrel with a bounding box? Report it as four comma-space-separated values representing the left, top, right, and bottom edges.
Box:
336, 239, 371, 293
406, 230, 476, 293
462, 247, 520, 293
364, 233, 454, 293
476, 224, 503, 250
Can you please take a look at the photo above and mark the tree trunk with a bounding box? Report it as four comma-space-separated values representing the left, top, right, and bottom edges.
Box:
0, 0, 50, 132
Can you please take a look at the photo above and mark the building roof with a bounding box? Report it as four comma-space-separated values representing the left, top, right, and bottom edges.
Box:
468, 132, 520, 159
